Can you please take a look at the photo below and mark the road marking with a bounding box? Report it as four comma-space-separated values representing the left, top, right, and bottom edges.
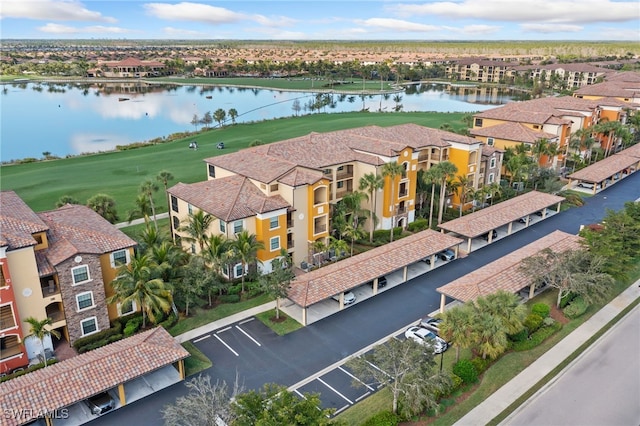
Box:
235, 325, 261, 346
239, 318, 255, 325
217, 326, 232, 333
355, 391, 371, 402
338, 366, 374, 391
293, 389, 305, 399
193, 334, 210, 343
333, 404, 350, 415
317, 378, 353, 405
214, 334, 239, 356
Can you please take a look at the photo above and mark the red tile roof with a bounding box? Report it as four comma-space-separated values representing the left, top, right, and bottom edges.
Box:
437, 231, 583, 302
0, 327, 188, 426
38, 204, 137, 266
168, 175, 291, 221
475, 100, 572, 126
567, 151, 640, 183
0, 191, 49, 249
438, 191, 565, 238
471, 122, 557, 144
287, 230, 463, 307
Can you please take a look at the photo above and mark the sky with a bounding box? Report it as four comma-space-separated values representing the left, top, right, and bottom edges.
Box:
1, 0, 639, 41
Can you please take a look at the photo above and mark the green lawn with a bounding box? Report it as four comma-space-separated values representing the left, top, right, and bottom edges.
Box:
255, 309, 303, 335
1, 112, 467, 215
168, 293, 272, 336
182, 341, 213, 377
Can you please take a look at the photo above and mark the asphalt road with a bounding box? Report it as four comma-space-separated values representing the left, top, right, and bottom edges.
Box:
503, 304, 640, 426
90, 172, 640, 425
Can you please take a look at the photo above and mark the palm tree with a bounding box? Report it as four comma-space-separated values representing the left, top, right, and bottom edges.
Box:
232, 230, 264, 294
24, 317, 61, 368
433, 161, 458, 225
179, 210, 214, 253
156, 170, 174, 208
107, 253, 173, 328
342, 224, 363, 256
476, 291, 527, 336
381, 161, 405, 242
127, 194, 152, 225
359, 173, 384, 242
140, 179, 159, 231
203, 234, 232, 276
455, 174, 473, 217
86, 193, 119, 223
422, 167, 440, 229
328, 236, 349, 259
55, 195, 80, 208
341, 191, 368, 231
439, 304, 476, 363
228, 108, 238, 124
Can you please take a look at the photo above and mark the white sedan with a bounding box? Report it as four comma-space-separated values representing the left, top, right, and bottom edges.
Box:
404, 326, 448, 354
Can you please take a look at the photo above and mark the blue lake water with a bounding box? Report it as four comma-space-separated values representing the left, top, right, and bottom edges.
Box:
0, 81, 515, 162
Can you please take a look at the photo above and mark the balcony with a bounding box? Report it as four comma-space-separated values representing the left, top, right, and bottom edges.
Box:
314, 223, 327, 234
335, 165, 353, 180
40, 279, 60, 298
45, 303, 65, 324
0, 336, 22, 360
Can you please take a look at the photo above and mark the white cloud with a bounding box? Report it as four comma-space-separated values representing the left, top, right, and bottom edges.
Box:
162, 26, 210, 37
461, 25, 501, 35
392, 0, 639, 24
522, 23, 584, 33
38, 23, 132, 34
1, 0, 117, 23
356, 18, 440, 32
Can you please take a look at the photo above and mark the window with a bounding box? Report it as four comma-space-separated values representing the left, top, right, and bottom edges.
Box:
234, 264, 244, 278
76, 292, 94, 311
490, 158, 496, 169
269, 216, 279, 230
270, 236, 280, 251
233, 220, 243, 234
191, 243, 196, 254
173, 216, 180, 230
219, 220, 227, 233
487, 138, 494, 146
488, 173, 495, 184
117, 300, 136, 317
0, 304, 16, 330
188, 204, 193, 215
171, 195, 179, 213
110, 249, 129, 268
81, 317, 98, 336
72, 265, 90, 285
474, 118, 483, 127
270, 184, 279, 192
0, 268, 5, 287
208, 165, 216, 178
337, 166, 344, 172
323, 169, 331, 175
337, 181, 344, 189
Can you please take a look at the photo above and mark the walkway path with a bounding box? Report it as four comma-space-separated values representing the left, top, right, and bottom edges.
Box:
115, 212, 169, 229
455, 281, 640, 425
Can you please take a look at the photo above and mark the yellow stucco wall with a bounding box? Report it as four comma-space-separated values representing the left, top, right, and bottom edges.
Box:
8, 248, 49, 329
307, 179, 330, 241
255, 212, 288, 263
102, 247, 136, 321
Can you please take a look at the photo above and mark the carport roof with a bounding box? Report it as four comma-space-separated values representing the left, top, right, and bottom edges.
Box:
438, 191, 565, 238
287, 229, 463, 307
437, 231, 583, 303
0, 327, 189, 426
567, 152, 640, 183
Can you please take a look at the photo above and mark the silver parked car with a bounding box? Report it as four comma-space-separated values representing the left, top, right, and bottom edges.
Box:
332, 291, 356, 305
405, 326, 448, 354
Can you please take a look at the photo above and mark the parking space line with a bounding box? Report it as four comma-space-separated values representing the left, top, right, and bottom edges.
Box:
365, 360, 391, 379
317, 378, 353, 405
217, 326, 231, 333
355, 391, 371, 402
338, 366, 374, 391
334, 405, 350, 415
293, 389, 305, 399
214, 334, 239, 356
239, 318, 254, 325
235, 325, 261, 346
193, 334, 210, 343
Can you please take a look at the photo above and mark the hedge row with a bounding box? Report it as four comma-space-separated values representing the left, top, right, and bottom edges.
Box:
512, 320, 562, 352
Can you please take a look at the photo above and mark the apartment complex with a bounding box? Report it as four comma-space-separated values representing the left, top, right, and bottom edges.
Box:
0, 191, 136, 373
471, 95, 635, 168
168, 124, 500, 272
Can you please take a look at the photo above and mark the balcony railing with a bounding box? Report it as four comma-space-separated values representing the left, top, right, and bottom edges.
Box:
399, 190, 408, 198
41, 282, 60, 298
314, 224, 327, 234
46, 309, 65, 323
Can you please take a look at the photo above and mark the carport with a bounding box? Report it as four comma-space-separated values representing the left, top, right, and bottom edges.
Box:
438, 191, 565, 253
567, 149, 640, 194
436, 230, 583, 312
286, 229, 463, 325
0, 327, 189, 426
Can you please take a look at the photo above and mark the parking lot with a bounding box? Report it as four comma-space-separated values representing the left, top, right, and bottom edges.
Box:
191, 315, 441, 418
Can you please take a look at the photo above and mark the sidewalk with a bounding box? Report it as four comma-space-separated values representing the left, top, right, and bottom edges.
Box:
455, 281, 640, 426
174, 300, 276, 343
115, 212, 169, 229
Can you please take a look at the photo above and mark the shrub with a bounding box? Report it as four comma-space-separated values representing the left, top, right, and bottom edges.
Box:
77, 334, 124, 353
563, 296, 588, 318
407, 218, 429, 232
123, 317, 143, 337
470, 357, 491, 374
361, 410, 400, 426
508, 328, 528, 342
531, 302, 551, 318
512, 321, 562, 351
560, 292, 577, 308
227, 284, 242, 295
452, 359, 478, 384
524, 313, 544, 334
218, 294, 240, 303
159, 312, 179, 330
73, 322, 122, 351
542, 317, 556, 327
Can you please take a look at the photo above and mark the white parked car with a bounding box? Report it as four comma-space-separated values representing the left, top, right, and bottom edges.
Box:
405, 326, 447, 354
332, 291, 356, 305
